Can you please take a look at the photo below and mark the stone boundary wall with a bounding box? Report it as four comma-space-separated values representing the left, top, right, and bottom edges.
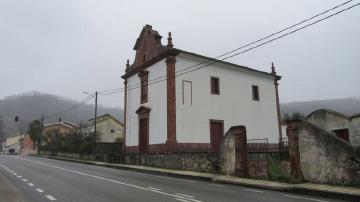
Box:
294, 120, 360, 186
219, 129, 236, 175
248, 160, 268, 178
125, 152, 217, 173
39, 151, 95, 161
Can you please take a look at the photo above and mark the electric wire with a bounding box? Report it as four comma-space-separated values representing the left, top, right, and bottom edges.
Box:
99, 0, 355, 95
99, 1, 360, 96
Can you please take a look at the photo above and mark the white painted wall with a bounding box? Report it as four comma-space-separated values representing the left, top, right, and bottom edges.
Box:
126, 59, 168, 146
175, 53, 280, 143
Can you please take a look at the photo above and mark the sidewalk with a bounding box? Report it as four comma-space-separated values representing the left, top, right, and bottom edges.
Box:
37, 155, 360, 201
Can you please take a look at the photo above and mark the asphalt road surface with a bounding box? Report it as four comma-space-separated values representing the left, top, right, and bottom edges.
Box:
0, 155, 347, 202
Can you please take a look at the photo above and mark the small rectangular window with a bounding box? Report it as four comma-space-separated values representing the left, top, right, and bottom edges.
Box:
211, 77, 220, 95
252, 85, 260, 101
139, 71, 149, 104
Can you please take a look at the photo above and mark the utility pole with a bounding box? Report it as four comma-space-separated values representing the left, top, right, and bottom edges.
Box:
94, 91, 98, 158
3, 133, 6, 154
38, 115, 44, 155
19, 128, 23, 155
82, 91, 98, 158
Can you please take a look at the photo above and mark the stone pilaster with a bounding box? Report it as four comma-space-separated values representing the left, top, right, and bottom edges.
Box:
166, 55, 177, 152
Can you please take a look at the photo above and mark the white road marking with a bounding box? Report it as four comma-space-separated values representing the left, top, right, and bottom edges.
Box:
17, 175, 22, 178
13, 173, 18, 175
175, 198, 194, 202
242, 188, 264, 193
9, 156, 204, 202
36, 188, 44, 193
175, 193, 194, 198
28, 183, 34, 187
209, 184, 226, 188
147, 186, 161, 191
284, 195, 328, 202
85, 162, 196, 183
45, 195, 57, 201
22, 179, 28, 182
179, 179, 195, 183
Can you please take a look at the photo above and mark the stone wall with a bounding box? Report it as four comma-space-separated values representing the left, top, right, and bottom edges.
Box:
219, 125, 270, 178
219, 130, 236, 175
219, 126, 248, 176
125, 152, 217, 173
350, 116, 360, 147
306, 109, 360, 147
248, 160, 268, 178
296, 120, 360, 186
306, 110, 349, 131
40, 151, 95, 161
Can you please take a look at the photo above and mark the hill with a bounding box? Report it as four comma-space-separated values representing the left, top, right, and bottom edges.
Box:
0, 91, 123, 140
281, 97, 360, 117
1, 92, 359, 142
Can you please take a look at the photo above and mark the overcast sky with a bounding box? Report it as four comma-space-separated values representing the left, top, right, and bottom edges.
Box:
1, 0, 359, 108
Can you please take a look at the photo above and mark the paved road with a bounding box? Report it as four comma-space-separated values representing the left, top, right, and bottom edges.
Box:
0, 155, 346, 202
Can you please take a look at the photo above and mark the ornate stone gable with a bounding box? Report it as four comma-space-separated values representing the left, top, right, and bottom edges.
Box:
131, 25, 168, 70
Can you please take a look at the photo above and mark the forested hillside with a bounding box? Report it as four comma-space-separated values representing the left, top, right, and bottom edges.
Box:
0, 92, 123, 140
281, 97, 360, 117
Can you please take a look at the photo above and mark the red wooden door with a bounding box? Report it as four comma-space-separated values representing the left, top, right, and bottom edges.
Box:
139, 118, 149, 153
210, 121, 223, 153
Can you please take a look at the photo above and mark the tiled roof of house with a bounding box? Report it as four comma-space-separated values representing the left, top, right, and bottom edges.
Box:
88, 114, 123, 126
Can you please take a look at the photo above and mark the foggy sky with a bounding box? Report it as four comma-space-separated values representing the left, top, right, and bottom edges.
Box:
1, 0, 359, 108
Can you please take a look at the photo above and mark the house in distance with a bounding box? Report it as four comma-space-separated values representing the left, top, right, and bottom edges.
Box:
81, 114, 124, 143
122, 25, 282, 154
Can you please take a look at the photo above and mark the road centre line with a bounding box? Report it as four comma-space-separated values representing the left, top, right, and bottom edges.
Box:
1, 163, 58, 201
147, 186, 161, 191
175, 198, 194, 202
175, 193, 195, 198
242, 188, 264, 193
209, 184, 226, 188
284, 194, 328, 202
46, 195, 57, 201
10, 156, 204, 202
40, 157, 196, 183
92, 162, 196, 183
36, 188, 44, 193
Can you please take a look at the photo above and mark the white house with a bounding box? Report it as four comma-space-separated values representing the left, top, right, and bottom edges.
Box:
122, 25, 282, 153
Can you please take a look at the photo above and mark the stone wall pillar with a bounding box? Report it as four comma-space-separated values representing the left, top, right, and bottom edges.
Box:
287, 121, 304, 182
234, 126, 248, 177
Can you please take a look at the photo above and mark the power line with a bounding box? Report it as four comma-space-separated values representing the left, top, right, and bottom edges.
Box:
99, 1, 360, 96
44, 94, 95, 120
100, 0, 355, 95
